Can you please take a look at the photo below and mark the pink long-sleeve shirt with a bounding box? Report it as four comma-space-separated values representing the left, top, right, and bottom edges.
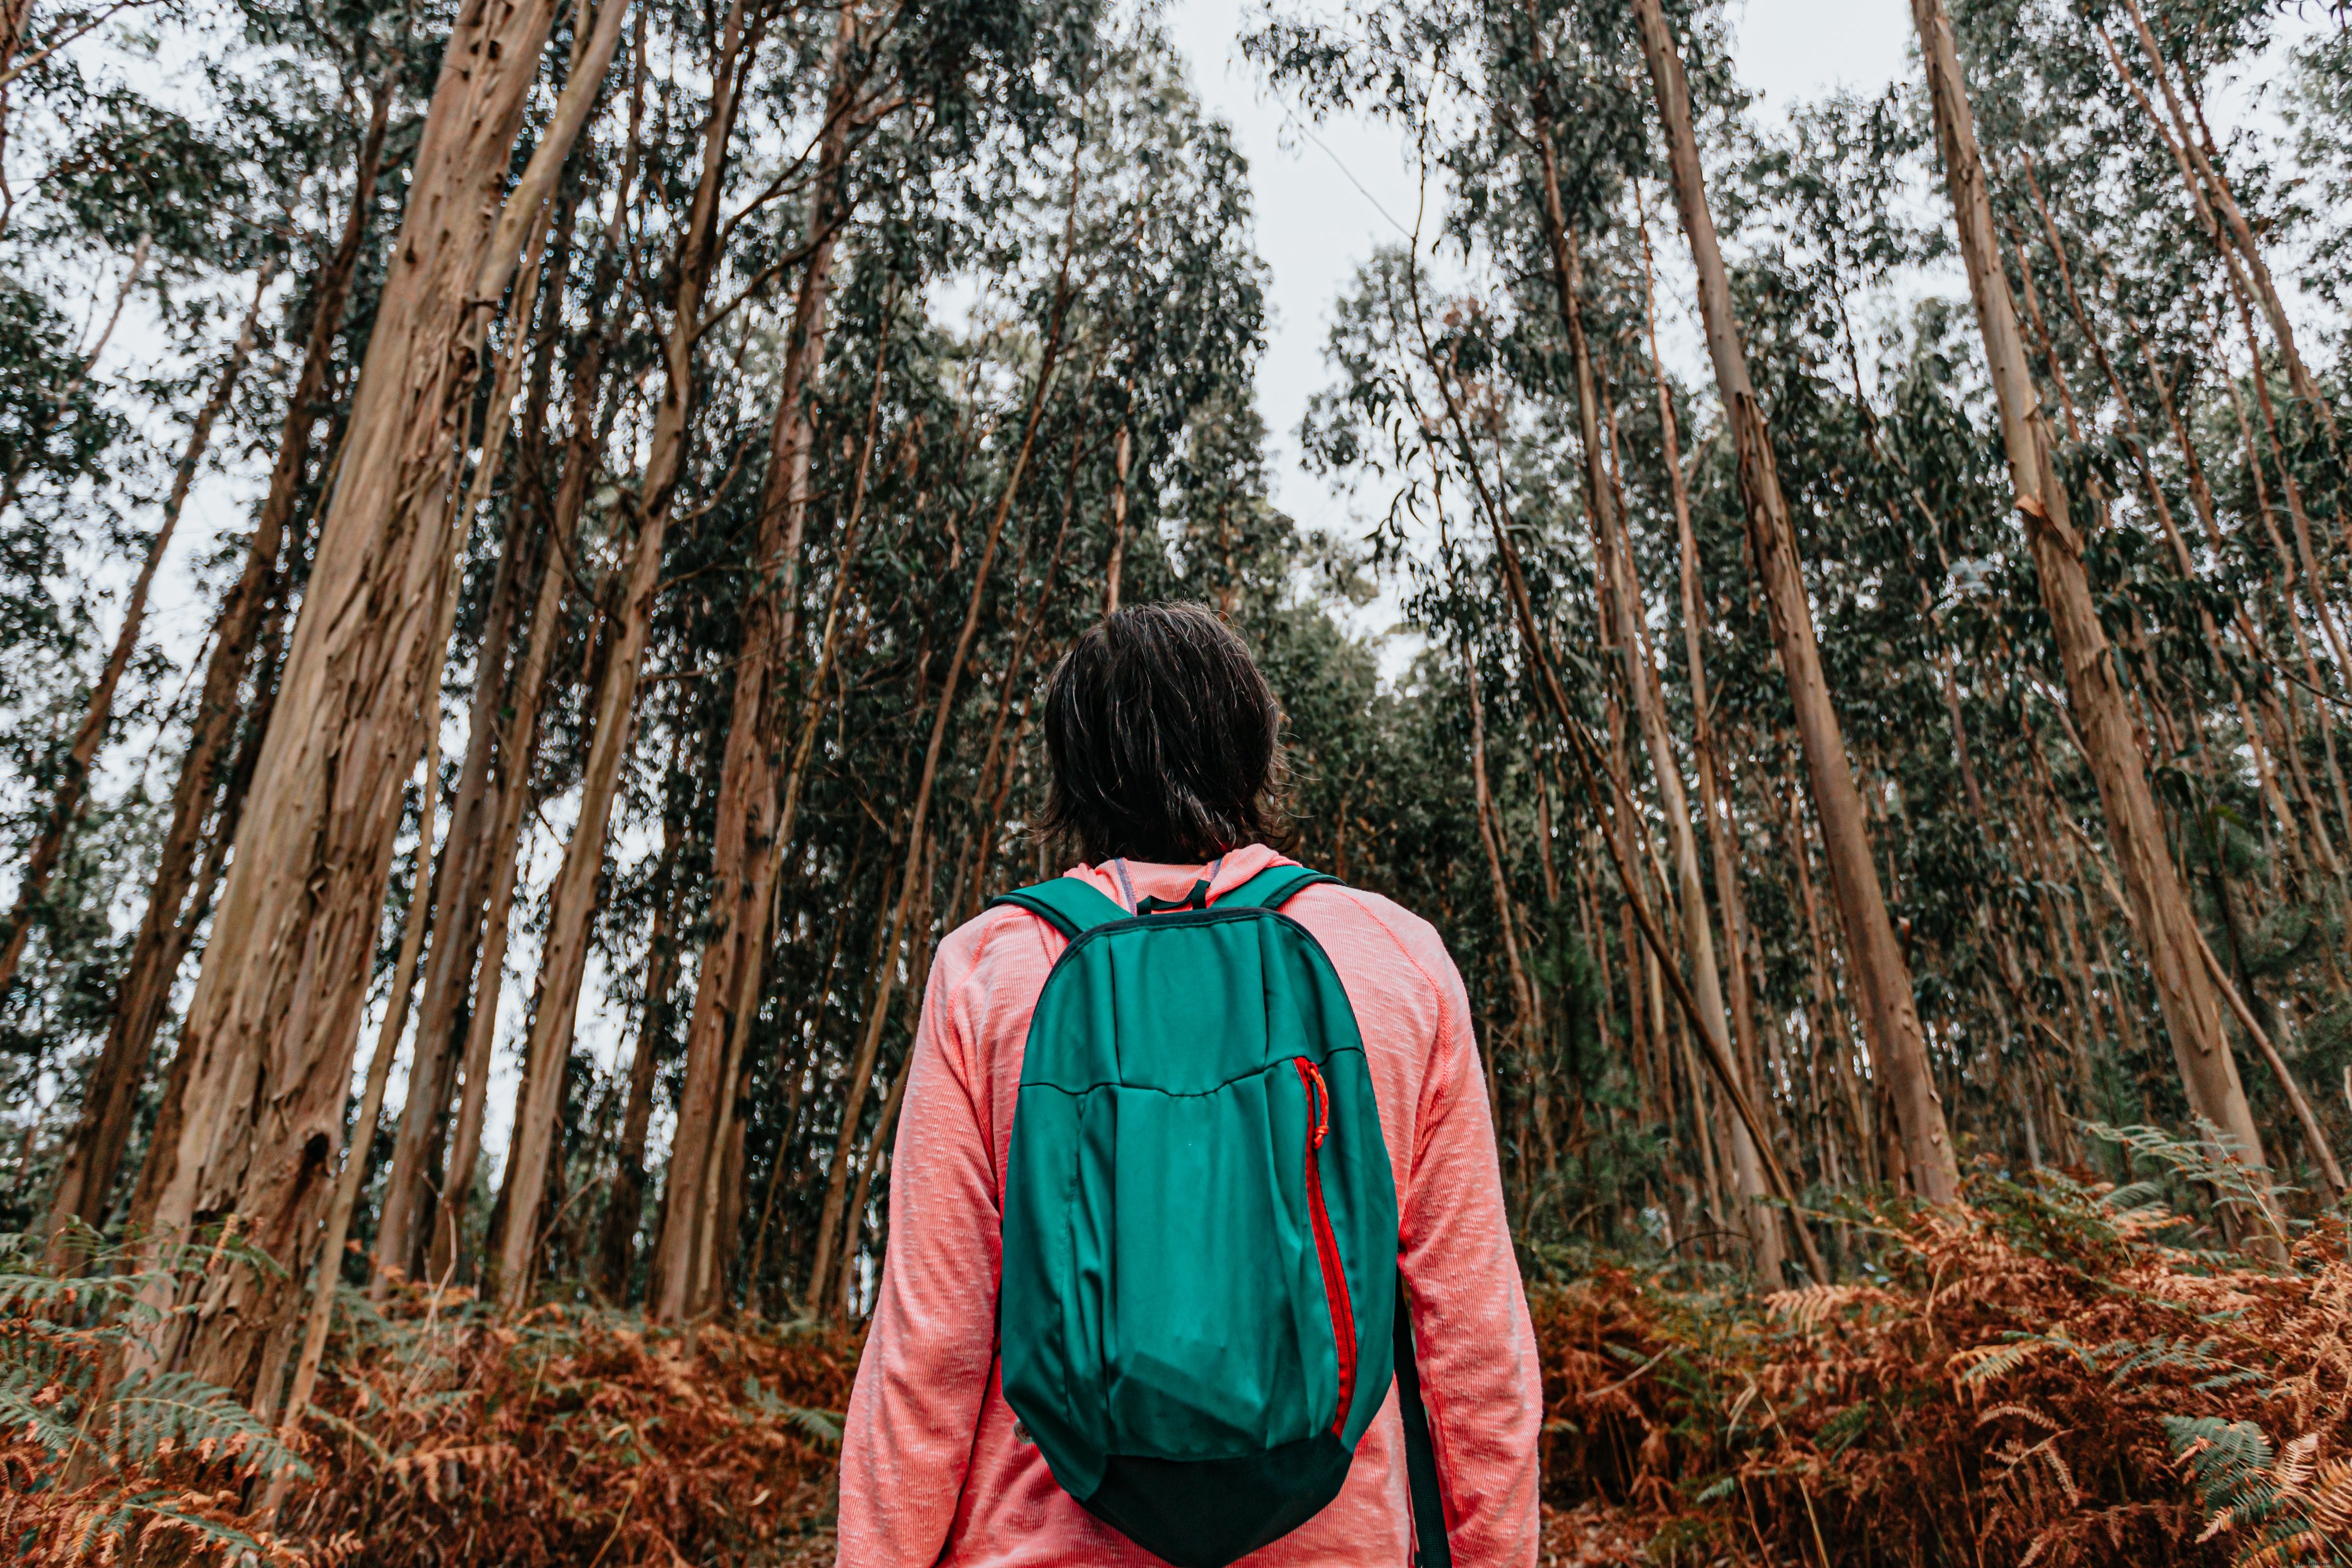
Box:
837, 845, 1541, 1567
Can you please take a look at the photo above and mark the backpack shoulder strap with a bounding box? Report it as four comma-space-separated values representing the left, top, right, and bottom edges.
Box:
1394, 1279, 1454, 1567
986, 876, 1133, 942
1211, 863, 1340, 911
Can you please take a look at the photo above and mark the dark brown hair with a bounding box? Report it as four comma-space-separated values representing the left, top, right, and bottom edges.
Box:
1039, 603, 1285, 864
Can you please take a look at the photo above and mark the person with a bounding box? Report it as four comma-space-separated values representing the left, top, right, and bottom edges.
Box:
837, 603, 1541, 1566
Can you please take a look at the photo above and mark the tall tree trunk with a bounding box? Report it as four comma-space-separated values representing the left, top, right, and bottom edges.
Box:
1102, 421, 1129, 617
496, 0, 760, 1310
790, 205, 1083, 1323
2114, 0, 2335, 440
131, 0, 629, 1390
1505, 104, 1783, 1268
1463, 644, 1537, 1074
2, 270, 269, 1010
1629, 0, 1957, 1204
597, 780, 688, 1301
42, 195, 335, 1240
1907, 0, 2274, 1234
368, 187, 563, 1286
263, 688, 447, 1514
648, 4, 863, 1322
825, 843, 935, 1317
376, 102, 639, 1283
1400, 207, 1830, 1283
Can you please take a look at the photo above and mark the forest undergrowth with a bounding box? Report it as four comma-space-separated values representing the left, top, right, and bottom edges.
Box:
10, 1131, 2351, 1567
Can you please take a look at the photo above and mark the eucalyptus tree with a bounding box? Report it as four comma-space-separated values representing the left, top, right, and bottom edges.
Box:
19, 0, 418, 1243
131, 0, 627, 1392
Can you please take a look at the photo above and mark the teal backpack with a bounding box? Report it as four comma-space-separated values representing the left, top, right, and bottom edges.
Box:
989, 863, 1452, 1568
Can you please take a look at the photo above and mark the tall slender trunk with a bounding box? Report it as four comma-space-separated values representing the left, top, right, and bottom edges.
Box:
596, 766, 688, 1300
41, 188, 340, 1239
1908, 0, 2273, 1232
1464, 645, 1537, 1061
692, 306, 905, 1265
649, 6, 865, 1322
377, 101, 640, 1280
2, 271, 269, 1010
265, 689, 446, 1509
127, 0, 629, 1386
1399, 212, 1828, 1283
497, 0, 760, 1310
1627, 0, 1956, 1204
747, 831, 867, 1312
1102, 421, 1129, 617
1634, 208, 1768, 1166
793, 205, 1083, 1322
1464, 645, 1559, 1188
379, 361, 555, 1275
962, 436, 1088, 921
2115, 0, 2334, 440
827, 844, 934, 1317
1508, 123, 1780, 1267
2012, 160, 2328, 894
369, 187, 563, 1285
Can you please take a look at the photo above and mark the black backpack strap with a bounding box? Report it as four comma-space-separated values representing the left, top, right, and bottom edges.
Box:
1212, 863, 1339, 912
1394, 1277, 1453, 1568
985, 877, 1132, 941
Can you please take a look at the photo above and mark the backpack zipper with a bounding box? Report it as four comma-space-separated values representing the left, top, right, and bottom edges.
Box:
1293, 1056, 1356, 1434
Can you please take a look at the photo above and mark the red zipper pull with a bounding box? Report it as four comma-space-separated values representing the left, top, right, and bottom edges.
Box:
1295, 1057, 1329, 1149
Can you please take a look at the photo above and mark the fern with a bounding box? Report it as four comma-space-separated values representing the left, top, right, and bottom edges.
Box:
2165, 1416, 2352, 1564
742, 1374, 843, 1450
104, 1368, 308, 1479
0, 1353, 83, 1457
64, 1488, 275, 1561
2084, 1121, 2292, 1249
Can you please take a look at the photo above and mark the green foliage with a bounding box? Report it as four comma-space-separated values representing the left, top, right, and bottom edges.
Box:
0, 1227, 304, 1480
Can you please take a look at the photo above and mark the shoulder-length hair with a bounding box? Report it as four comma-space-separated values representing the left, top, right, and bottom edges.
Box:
1038, 603, 1287, 864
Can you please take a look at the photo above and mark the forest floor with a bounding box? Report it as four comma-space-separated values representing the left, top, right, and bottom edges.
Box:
10, 1163, 2347, 1565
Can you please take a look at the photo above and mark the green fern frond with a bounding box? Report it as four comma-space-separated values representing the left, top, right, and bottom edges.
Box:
0, 1363, 83, 1457
68, 1488, 271, 1560
742, 1375, 843, 1450
105, 1369, 309, 1479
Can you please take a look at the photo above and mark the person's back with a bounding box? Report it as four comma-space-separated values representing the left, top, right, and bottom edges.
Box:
838, 605, 1540, 1566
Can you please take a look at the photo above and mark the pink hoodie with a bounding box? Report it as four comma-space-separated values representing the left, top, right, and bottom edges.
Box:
836, 845, 1541, 1566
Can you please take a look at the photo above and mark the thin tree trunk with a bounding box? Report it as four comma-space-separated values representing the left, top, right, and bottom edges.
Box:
380, 364, 557, 1275
649, 4, 863, 1322
1910, 0, 2275, 1244
1463, 643, 1537, 1076
376, 102, 640, 1282
2115, 0, 2335, 440
497, 0, 760, 1310
1628, 0, 1956, 1205
1500, 141, 1780, 1268
596, 767, 688, 1301
1635, 210, 1766, 1133
2192, 924, 2346, 1198
2, 269, 270, 1011
793, 198, 1085, 1322
828, 850, 935, 1317
261, 686, 447, 1516
1405, 221, 1829, 1282
743, 863, 853, 1315
1102, 421, 1129, 617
